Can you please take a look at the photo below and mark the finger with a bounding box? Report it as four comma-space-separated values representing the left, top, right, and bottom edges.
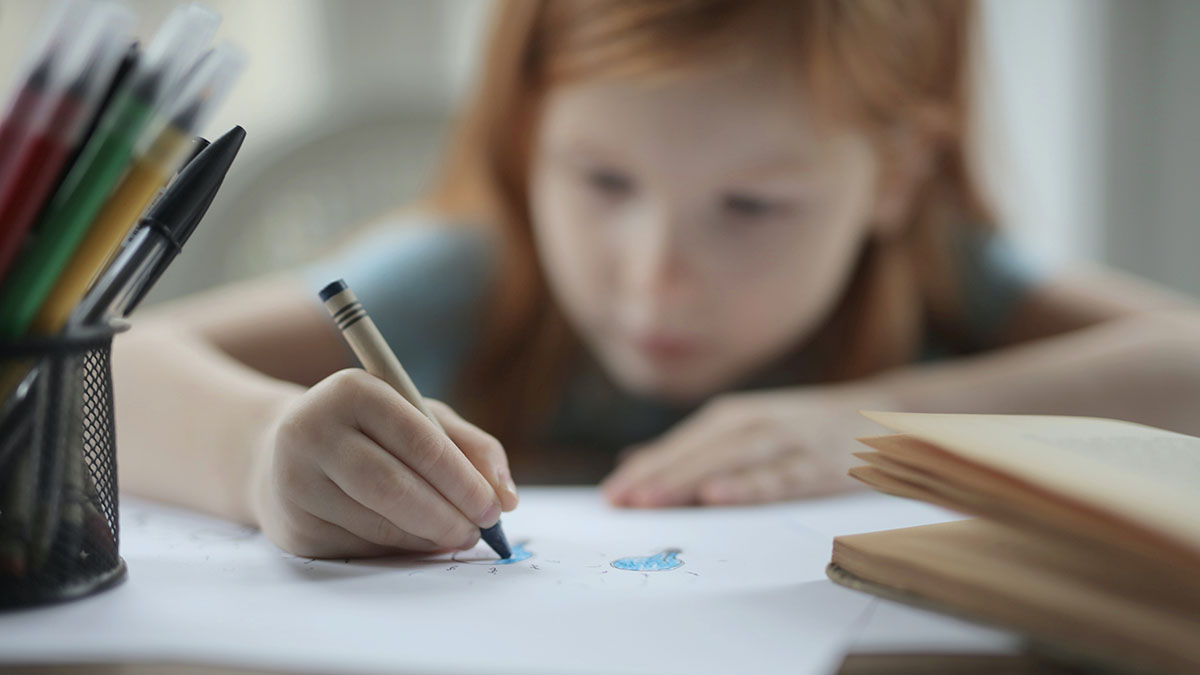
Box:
637, 428, 794, 506
602, 415, 718, 501
341, 371, 502, 528
696, 455, 836, 505
604, 420, 789, 508
428, 400, 519, 512
603, 445, 677, 507
602, 444, 682, 508
603, 401, 765, 498
299, 474, 444, 552
272, 504, 398, 559
317, 432, 481, 551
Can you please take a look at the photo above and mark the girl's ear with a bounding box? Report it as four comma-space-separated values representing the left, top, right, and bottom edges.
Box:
869, 123, 937, 240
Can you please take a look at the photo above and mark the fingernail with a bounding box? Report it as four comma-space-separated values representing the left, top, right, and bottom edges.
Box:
602, 482, 630, 506
633, 487, 663, 507
498, 468, 518, 501
599, 479, 617, 498
479, 502, 502, 528
657, 486, 688, 507
602, 476, 628, 497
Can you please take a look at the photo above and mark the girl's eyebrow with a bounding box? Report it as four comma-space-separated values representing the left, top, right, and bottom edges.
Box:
548, 136, 819, 183
726, 155, 819, 183
547, 138, 629, 165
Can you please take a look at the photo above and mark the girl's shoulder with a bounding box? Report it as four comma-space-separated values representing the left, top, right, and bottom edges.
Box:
300, 212, 497, 399
305, 213, 496, 305
948, 224, 1047, 349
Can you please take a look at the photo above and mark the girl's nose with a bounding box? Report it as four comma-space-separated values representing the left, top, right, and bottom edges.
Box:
623, 211, 693, 308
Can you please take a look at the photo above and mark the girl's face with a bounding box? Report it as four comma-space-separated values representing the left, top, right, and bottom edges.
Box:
530, 65, 884, 403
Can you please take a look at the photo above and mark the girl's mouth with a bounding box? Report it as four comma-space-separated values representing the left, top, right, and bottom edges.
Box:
631, 333, 702, 362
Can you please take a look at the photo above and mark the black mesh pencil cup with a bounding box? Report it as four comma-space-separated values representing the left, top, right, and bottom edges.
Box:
0, 322, 128, 608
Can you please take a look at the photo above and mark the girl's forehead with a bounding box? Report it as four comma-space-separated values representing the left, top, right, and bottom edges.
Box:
538, 69, 842, 168
549, 63, 810, 118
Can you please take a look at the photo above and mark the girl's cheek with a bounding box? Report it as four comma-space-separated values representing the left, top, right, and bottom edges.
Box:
707, 220, 819, 282
535, 188, 618, 312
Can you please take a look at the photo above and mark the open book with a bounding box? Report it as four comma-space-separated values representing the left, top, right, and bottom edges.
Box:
828, 412, 1200, 675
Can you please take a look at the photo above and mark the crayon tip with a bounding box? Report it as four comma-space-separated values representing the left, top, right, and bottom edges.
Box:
480, 521, 512, 559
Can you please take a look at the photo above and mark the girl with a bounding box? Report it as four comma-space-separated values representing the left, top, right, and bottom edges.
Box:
114, 0, 1200, 558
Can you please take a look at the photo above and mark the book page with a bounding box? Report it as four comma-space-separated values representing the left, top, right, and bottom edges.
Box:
1019, 429, 1200, 492
860, 412, 1200, 555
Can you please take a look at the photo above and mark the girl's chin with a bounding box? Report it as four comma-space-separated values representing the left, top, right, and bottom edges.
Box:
603, 353, 727, 405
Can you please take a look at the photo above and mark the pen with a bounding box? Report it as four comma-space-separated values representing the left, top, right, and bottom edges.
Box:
70, 125, 244, 327
183, 135, 211, 166
318, 279, 513, 559
138, 134, 208, 220
0, 135, 210, 422
0, 4, 219, 338
0, 0, 103, 575
118, 133, 229, 315
32, 43, 244, 333
117, 173, 218, 316
0, 0, 86, 191
0, 125, 240, 574
0, 60, 76, 284
0, 6, 136, 285
0, 55, 53, 191
58, 43, 140, 195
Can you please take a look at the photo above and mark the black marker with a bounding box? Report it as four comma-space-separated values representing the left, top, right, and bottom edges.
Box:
71, 125, 244, 326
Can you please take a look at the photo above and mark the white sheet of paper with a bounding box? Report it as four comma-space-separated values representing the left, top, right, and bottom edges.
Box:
0, 488, 993, 674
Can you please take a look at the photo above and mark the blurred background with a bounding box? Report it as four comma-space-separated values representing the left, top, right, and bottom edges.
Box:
0, 0, 1197, 303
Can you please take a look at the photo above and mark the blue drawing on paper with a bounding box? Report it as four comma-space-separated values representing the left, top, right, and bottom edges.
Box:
453, 540, 532, 566
494, 541, 532, 565
611, 549, 683, 572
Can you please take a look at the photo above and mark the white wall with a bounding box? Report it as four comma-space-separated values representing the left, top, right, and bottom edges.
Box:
1101, 0, 1200, 296
977, 0, 1106, 267
982, 0, 1200, 296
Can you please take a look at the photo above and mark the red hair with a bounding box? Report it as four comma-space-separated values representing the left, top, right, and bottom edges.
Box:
428, 0, 991, 456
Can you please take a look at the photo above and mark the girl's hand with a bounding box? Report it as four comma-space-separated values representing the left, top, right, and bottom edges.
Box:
250, 369, 519, 558
601, 387, 895, 508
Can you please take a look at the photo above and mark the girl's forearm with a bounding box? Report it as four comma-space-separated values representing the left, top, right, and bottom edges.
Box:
111, 321, 303, 525
863, 311, 1200, 435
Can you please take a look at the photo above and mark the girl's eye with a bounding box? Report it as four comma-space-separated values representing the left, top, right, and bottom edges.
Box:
723, 193, 785, 219
585, 168, 633, 197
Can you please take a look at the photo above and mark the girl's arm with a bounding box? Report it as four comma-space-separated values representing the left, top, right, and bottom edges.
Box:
113, 275, 518, 556
885, 267, 1200, 429
603, 268, 1200, 507
111, 276, 344, 524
